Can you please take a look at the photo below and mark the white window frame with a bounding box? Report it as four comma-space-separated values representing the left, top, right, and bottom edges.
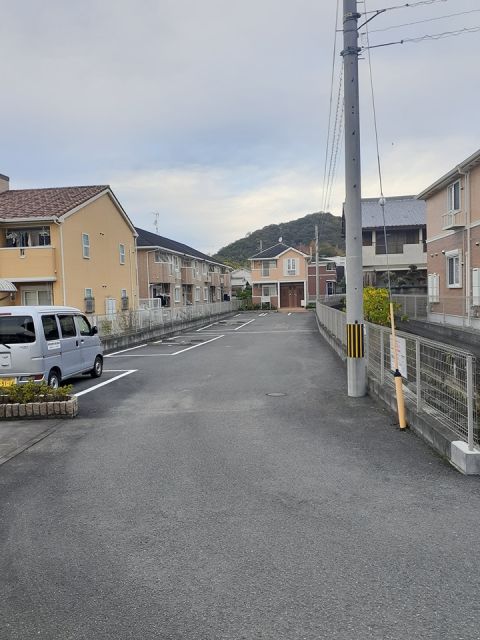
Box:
121, 288, 128, 299
173, 255, 180, 272
262, 284, 276, 297
203, 287, 209, 301
447, 180, 461, 213
82, 233, 90, 259
446, 250, 461, 289
326, 281, 336, 295
284, 257, 297, 276
119, 243, 126, 265
326, 262, 336, 271
174, 286, 181, 303
85, 288, 93, 299
195, 286, 200, 302
428, 273, 440, 303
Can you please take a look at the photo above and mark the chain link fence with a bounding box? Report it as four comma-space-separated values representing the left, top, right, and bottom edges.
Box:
316, 303, 479, 448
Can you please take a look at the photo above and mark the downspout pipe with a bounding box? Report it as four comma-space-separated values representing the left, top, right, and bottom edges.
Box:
457, 167, 471, 326
53, 218, 66, 305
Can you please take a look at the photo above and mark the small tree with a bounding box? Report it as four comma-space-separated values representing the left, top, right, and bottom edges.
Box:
363, 287, 399, 327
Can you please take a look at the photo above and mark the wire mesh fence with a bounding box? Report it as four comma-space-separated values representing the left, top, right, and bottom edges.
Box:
316, 303, 479, 448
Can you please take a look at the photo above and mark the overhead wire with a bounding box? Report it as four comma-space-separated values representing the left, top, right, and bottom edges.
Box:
321, 0, 341, 216
367, 8, 480, 33
363, 0, 392, 295
364, 25, 480, 49
363, 0, 449, 15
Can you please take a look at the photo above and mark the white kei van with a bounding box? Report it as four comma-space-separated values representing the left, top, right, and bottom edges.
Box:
0, 306, 103, 389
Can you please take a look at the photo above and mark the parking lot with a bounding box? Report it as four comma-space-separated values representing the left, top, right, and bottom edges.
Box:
2, 310, 480, 640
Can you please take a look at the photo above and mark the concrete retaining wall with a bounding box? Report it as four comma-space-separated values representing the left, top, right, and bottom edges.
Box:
101, 310, 236, 353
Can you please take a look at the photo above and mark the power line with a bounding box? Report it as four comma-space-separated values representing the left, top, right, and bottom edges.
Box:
364, 25, 480, 49
364, 0, 449, 15
367, 8, 480, 33
321, 0, 341, 215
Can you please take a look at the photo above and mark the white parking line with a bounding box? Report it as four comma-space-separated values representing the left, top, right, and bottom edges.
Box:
171, 334, 224, 354
234, 318, 255, 331
74, 370, 137, 397
105, 344, 148, 357
197, 322, 217, 332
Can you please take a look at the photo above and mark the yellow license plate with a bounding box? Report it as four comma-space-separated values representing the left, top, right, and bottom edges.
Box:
0, 378, 15, 387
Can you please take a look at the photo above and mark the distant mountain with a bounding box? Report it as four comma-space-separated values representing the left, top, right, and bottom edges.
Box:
213, 212, 344, 266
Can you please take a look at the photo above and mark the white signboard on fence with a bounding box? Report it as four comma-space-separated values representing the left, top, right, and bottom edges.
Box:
390, 335, 407, 379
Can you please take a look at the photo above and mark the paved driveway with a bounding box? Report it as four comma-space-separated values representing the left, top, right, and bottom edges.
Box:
1, 311, 479, 639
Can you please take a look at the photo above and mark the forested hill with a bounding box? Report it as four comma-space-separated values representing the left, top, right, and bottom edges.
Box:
213, 212, 344, 266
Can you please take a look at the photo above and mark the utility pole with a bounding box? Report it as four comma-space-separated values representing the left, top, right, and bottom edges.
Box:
342, 0, 366, 396
315, 224, 319, 303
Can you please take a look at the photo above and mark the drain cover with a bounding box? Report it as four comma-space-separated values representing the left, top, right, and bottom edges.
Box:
266, 392, 287, 397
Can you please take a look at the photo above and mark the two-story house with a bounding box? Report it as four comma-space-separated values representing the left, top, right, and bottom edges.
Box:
0, 174, 138, 313
307, 256, 345, 301
249, 243, 310, 310
418, 148, 480, 327
136, 227, 232, 306
359, 196, 427, 289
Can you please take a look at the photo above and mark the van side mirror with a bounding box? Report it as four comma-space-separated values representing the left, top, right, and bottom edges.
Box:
91, 326, 98, 335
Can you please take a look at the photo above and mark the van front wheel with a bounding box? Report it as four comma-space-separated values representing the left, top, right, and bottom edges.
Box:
91, 356, 103, 379
48, 370, 61, 389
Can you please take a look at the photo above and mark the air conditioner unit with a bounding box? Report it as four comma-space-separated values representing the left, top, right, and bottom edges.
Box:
85, 298, 95, 313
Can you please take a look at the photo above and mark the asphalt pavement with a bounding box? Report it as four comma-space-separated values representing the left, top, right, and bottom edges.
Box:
1, 311, 479, 640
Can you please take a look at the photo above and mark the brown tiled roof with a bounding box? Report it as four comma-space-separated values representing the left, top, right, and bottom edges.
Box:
0, 185, 108, 220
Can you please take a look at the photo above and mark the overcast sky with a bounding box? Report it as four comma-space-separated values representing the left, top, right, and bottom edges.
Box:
1, 0, 479, 253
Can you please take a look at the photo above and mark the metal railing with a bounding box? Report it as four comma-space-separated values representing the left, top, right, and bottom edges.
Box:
392, 294, 480, 329
316, 303, 479, 448
88, 300, 241, 339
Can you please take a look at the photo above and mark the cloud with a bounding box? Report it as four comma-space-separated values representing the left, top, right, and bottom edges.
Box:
109, 165, 330, 254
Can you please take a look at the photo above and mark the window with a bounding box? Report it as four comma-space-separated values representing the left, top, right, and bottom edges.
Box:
58, 315, 77, 338
262, 285, 276, 297
362, 231, 373, 246
446, 251, 461, 288
173, 256, 180, 272
261, 260, 276, 276
326, 262, 336, 271
428, 273, 440, 303
195, 287, 200, 302
22, 288, 52, 305
82, 233, 90, 258
119, 244, 125, 264
285, 258, 297, 276
375, 229, 418, 255
0, 315, 36, 344
121, 288, 127, 299
326, 281, 336, 295
204, 287, 209, 301
448, 180, 461, 213
85, 288, 93, 299
42, 315, 59, 341
174, 286, 181, 303
75, 315, 92, 337
5, 227, 51, 247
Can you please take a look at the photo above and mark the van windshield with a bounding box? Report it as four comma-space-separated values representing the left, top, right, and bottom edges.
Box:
0, 315, 36, 344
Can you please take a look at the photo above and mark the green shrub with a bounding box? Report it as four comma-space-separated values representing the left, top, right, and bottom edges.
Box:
363, 287, 401, 327
0, 381, 73, 404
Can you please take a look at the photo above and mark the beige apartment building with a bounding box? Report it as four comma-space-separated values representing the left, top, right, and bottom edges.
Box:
250, 243, 310, 309
418, 149, 480, 327
0, 174, 138, 313
136, 227, 231, 306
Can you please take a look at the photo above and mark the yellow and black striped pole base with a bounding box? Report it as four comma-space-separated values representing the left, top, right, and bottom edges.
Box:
346, 322, 365, 358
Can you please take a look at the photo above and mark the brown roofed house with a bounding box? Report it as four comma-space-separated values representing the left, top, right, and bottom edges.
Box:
0, 174, 138, 313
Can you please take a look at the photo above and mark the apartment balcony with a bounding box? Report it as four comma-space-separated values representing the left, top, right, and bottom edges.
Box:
208, 272, 221, 286
221, 273, 231, 288
442, 211, 465, 230
0, 246, 56, 280
150, 262, 175, 283
181, 266, 194, 285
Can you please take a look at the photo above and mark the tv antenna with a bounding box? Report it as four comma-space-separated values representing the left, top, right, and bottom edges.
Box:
152, 212, 160, 234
